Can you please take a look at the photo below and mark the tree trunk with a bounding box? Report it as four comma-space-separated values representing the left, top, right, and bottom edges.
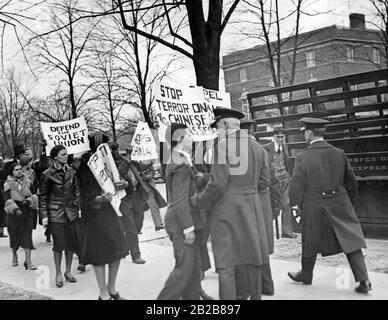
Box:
186, 0, 222, 90
69, 76, 77, 119
140, 84, 154, 129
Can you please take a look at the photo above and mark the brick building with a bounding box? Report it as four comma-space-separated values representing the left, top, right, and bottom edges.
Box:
222, 13, 386, 121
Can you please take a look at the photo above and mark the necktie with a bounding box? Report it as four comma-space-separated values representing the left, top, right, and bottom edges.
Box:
277, 147, 281, 154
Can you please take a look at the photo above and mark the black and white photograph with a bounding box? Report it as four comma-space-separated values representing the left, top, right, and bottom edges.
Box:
0, 0, 387, 305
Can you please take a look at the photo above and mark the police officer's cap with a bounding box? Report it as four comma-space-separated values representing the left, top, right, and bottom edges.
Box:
299, 117, 329, 131
240, 119, 255, 130
210, 108, 244, 128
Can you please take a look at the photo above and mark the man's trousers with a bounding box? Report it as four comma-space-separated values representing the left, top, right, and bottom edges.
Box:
301, 249, 369, 283
157, 231, 201, 300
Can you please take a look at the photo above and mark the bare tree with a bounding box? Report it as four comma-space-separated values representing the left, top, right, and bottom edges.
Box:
239, 0, 324, 100
0, 1, 46, 72
84, 44, 131, 142
114, 0, 242, 91
45, 0, 241, 92
0, 68, 32, 156
28, 0, 97, 119
24, 86, 73, 122
89, 0, 179, 129
367, 0, 388, 68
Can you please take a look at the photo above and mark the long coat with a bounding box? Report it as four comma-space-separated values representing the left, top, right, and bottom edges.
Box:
77, 154, 129, 265
196, 130, 269, 270
289, 140, 366, 257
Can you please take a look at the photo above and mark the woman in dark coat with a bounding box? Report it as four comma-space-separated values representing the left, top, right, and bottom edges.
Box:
4, 163, 37, 269
39, 145, 81, 287
77, 133, 129, 300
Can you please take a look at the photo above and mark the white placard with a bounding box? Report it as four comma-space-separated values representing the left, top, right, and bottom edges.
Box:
153, 82, 231, 142
41, 116, 90, 156
94, 143, 126, 200
87, 146, 123, 217
131, 121, 159, 161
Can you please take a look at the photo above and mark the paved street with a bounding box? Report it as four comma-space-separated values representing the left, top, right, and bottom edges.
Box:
0, 184, 387, 300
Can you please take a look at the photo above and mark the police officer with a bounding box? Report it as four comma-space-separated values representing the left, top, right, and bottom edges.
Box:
288, 117, 371, 294
191, 108, 269, 300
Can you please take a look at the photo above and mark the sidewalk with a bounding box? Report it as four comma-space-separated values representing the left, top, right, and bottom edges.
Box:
1, 183, 387, 300
1, 228, 388, 300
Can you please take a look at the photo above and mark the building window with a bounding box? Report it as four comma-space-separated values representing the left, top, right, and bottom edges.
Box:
347, 46, 355, 62
306, 51, 315, 67
373, 48, 381, 64
239, 67, 247, 82
352, 84, 359, 105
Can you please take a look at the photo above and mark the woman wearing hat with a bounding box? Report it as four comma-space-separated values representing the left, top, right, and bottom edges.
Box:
39, 145, 81, 288
3, 162, 37, 269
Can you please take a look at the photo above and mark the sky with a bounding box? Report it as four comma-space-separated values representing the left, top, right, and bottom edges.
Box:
1, 0, 380, 95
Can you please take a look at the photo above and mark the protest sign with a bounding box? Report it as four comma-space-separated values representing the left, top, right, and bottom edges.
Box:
131, 121, 159, 161
153, 82, 231, 142
41, 116, 90, 156
87, 146, 123, 217
94, 143, 126, 200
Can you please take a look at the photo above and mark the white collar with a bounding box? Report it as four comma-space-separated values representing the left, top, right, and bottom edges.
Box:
310, 138, 324, 145
174, 149, 192, 166
274, 141, 282, 152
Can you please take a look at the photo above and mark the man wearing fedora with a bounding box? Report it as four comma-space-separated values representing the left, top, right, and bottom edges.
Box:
264, 127, 297, 238
191, 108, 269, 300
3, 144, 27, 178
288, 117, 371, 294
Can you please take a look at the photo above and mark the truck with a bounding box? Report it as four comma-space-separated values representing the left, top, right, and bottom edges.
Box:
247, 68, 388, 239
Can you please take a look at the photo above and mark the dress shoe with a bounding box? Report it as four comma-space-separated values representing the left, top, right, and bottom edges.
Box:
64, 272, 77, 283
262, 290, 275, 296
133, 257, 146, 264
287, 271, 312, 285
109, 292, 127, 300
24, 262, 37, 270
282, 232, 297, 239
355, 280, 372, 294
155, 225, 165, 231
200, 289, 214, 300
56, 275, 64, 288
77, 264, 86, 273
98, 296, 114, 300
12, 256, 18, 267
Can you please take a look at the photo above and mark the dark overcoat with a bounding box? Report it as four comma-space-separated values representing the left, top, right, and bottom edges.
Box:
289, 140, 366, 257
77, 154, 129, 265
196, 130, 269, 270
